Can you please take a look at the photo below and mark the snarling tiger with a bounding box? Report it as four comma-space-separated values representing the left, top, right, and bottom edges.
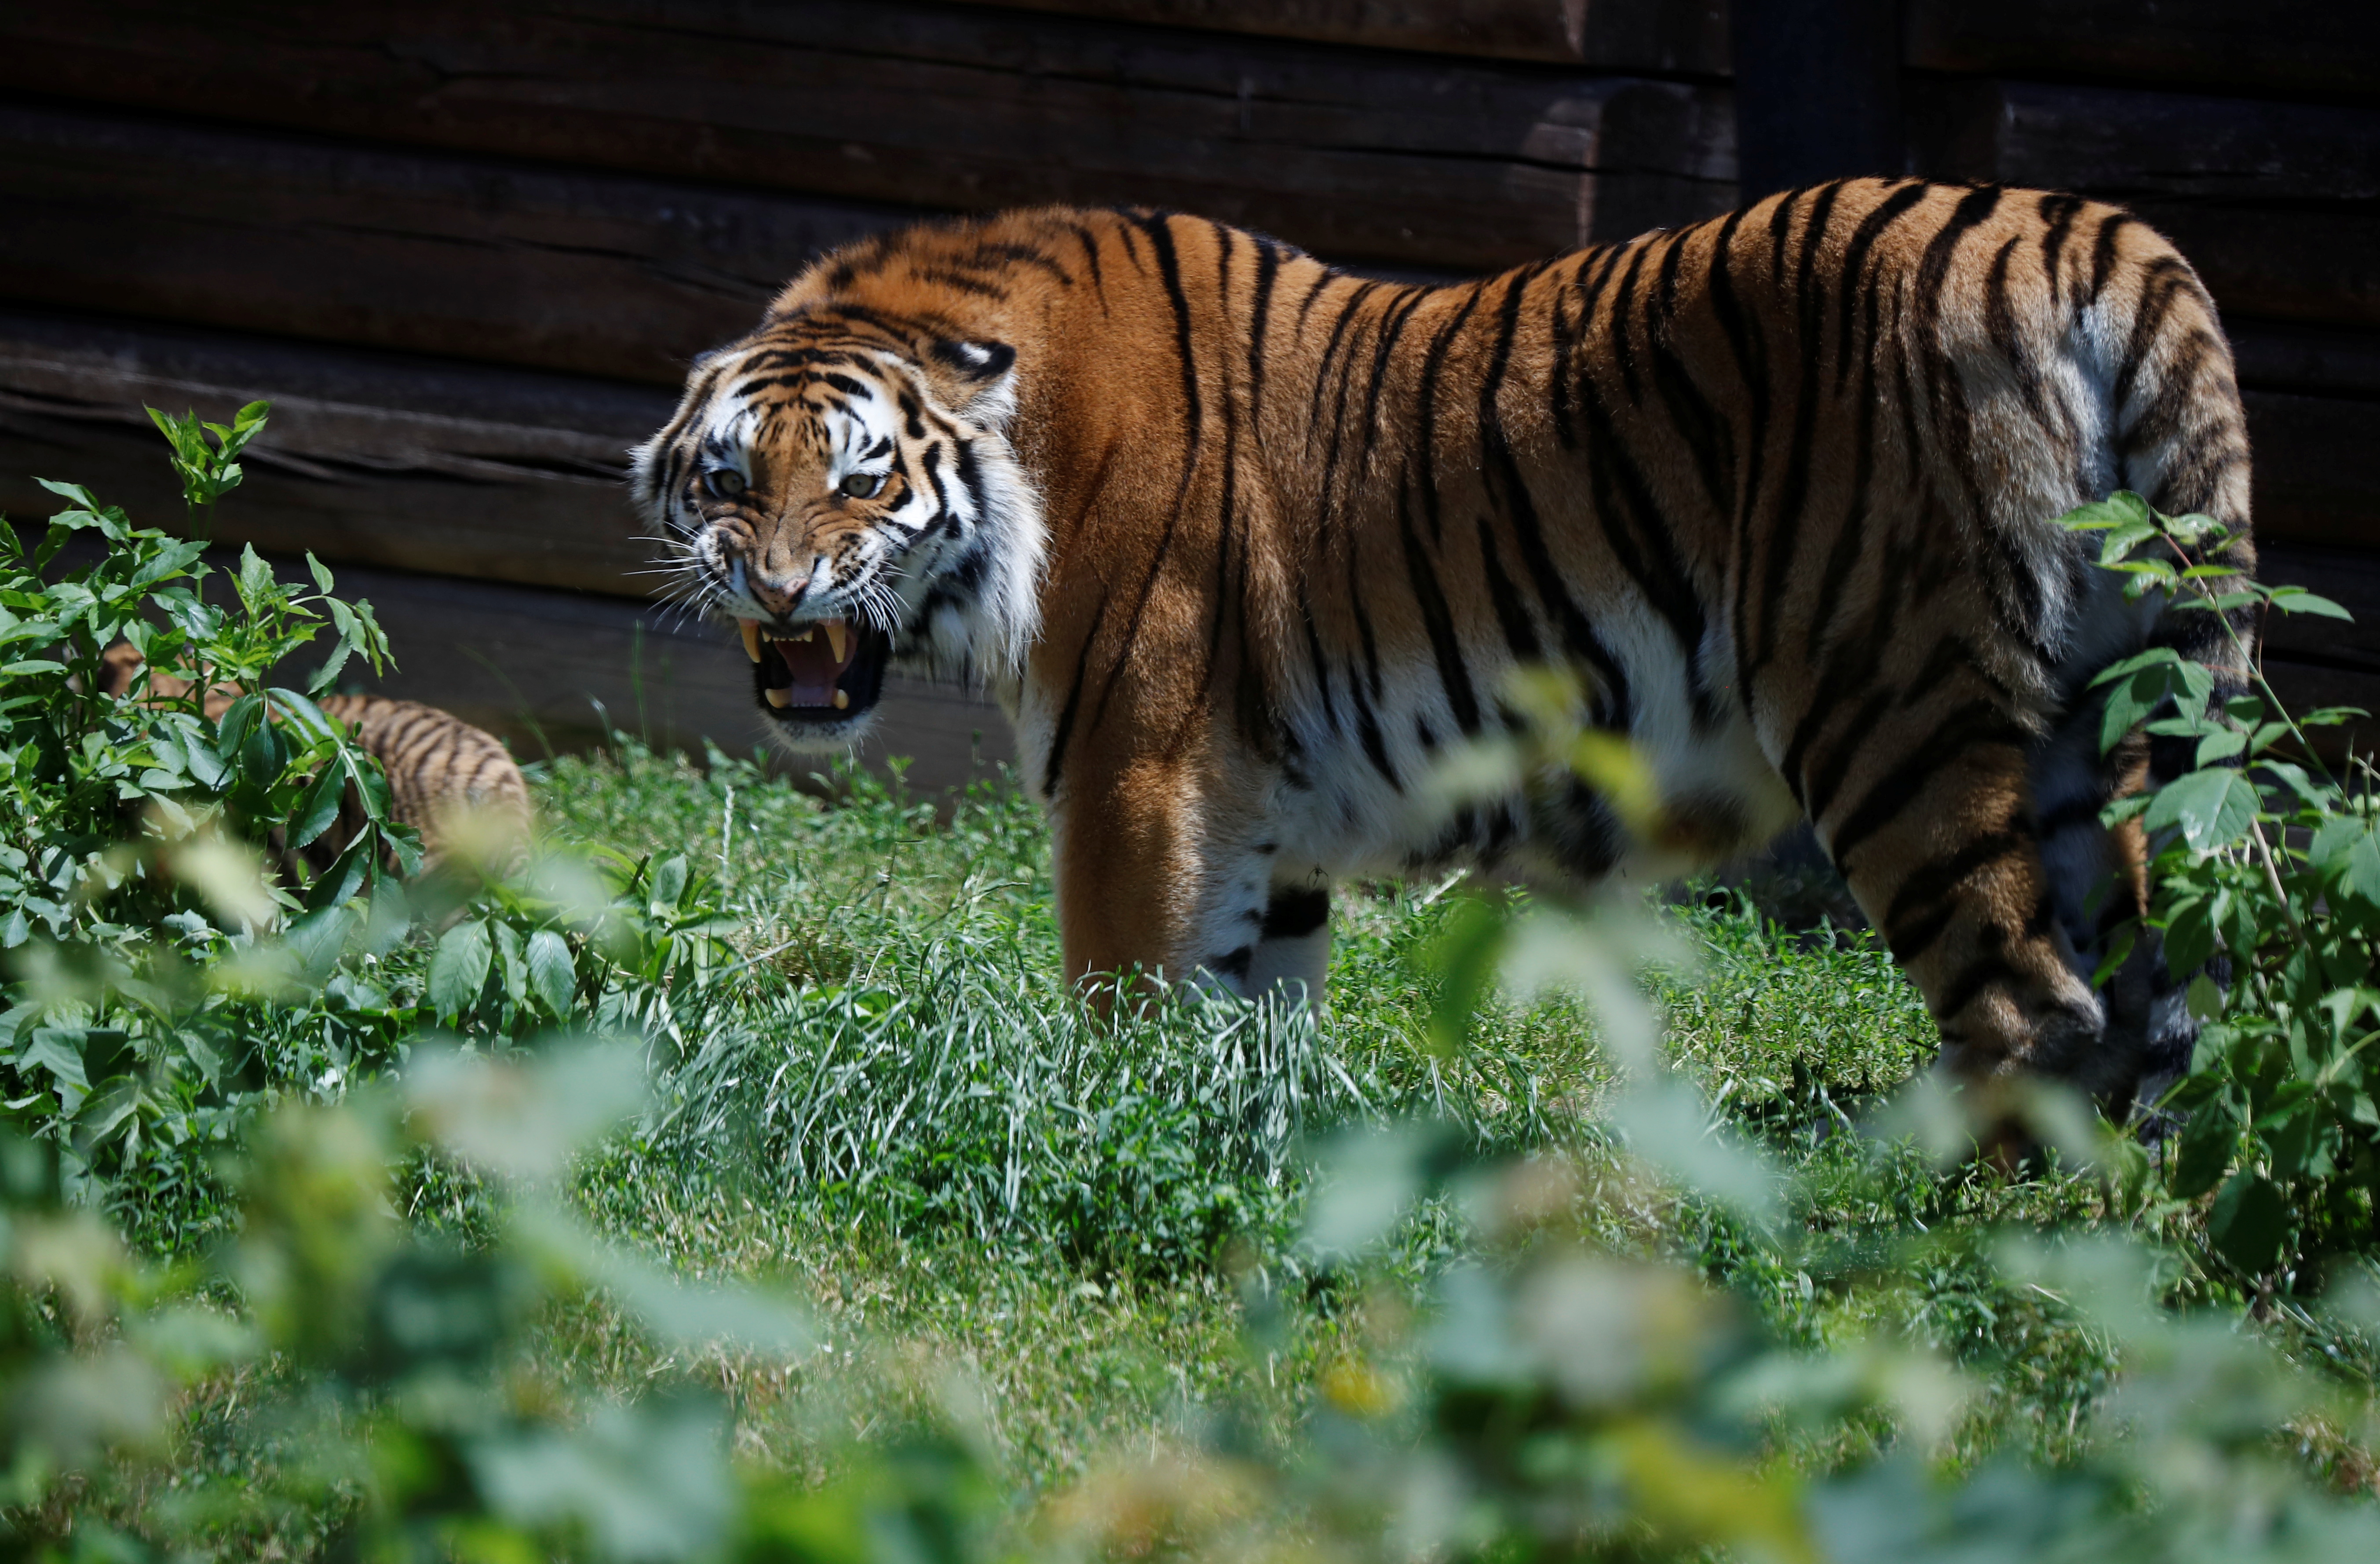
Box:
634, 179, 2255, 1113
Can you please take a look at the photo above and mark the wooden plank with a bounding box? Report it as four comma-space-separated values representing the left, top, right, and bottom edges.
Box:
1906, 80, 2380, 327
2133, 204, 2380, 331
1908, 79, 2380, 205
942, 0, 1731, 73
7, 307, 2376, 603
2260, 542, 2380, 687
323, 563, 1015, 797
0, 2, 1738, 274
0, 104, 918, 386
1906, 1, 2380, 101
0, 306, 676, 594
2243, 389, 2380, 551
2227, 319, 2380, 400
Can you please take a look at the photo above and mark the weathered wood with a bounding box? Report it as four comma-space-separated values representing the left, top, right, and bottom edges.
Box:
1909, 79, 2380, 205
2259, 543, 2380, 687
1904, 81, 2380, 327
945, 0, 1730, 73
0, 307, 675, 594
0, 105, 915, 387
1906, 1, 2380, 101
2135, 204, 2380, 331
2242, 390, 2380, 551
7, 307, 2375, 609
2227, 320, 2380, 400
0, 1, 1736, 274
323, 562, 1014, 796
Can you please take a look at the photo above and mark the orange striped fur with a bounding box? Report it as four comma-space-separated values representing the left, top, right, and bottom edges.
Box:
100, 643, 531, 869
636, 180, 2256, 1110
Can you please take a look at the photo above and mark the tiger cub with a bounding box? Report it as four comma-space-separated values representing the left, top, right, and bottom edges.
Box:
634, 181, 2255, 1113
99, 642, 531, 870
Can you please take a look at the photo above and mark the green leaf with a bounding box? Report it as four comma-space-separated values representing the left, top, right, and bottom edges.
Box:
2208, 1169, 2291, 1275
2264, 585, 2352, 620
288, 761, 347, 850
2168, 1100, 2238, 1199
2194, 727, 2246, 767
2143, 768, 2260, 853
1425, 897, 1508, 1058
2170, 1100, 2237, 1195
18, 1030, 90, 1093
2058, 491, 2153, 542
528, 929, 578, 1018
307, 634, 354, 696
238, 544, 274, 604
650, 855, 690, 912
429, 918, 494, 1019
307, 551, 335, 596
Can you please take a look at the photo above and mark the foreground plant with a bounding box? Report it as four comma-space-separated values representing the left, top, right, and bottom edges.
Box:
2065, 493, 2377, 1289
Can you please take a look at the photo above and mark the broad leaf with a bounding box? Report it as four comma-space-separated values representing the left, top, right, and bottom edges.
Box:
2208, 1169, 2291, 1276
527, 930, 577, 1018
2143, 769, 2259, 853
429, 917, 494, 1019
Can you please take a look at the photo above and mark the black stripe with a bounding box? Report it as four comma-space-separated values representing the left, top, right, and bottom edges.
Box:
1646, 225, 1738, 523
1828, 700, 2024, 871
1573, 367, 1716, 725
1413, 281, 1489, 545
1398, 482, 1483, 736
1087, 214, 1207, 733
1604, 241, 1656, 405
1476, 514, 1541, 662
1066, 220, 1108, 309
1881, 829, 2029, 960
1042, 598, 1106, 799
1245, 237, 1283, 437
2088, 211, 2140, 301
1305, 280, 1384, 448
1261, 884, 1330, 939
1830, 181, 1930, 396
2037, 193, 2085, 307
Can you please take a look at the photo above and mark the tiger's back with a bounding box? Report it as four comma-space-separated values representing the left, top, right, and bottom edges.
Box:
640, 179, 2254, 1109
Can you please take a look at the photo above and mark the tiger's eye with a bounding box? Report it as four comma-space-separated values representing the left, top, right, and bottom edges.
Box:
705, 468, 748, 499
840, 471, 885, 500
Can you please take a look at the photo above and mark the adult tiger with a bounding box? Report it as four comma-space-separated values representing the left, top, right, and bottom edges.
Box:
634, 180, 2254, 1112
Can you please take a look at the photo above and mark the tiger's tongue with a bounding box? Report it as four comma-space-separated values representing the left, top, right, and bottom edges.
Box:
773, 629, 852, 706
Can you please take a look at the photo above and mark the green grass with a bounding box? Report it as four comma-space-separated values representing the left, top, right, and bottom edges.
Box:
78, 739, 2380, 1553
519, 745, 2123, 1474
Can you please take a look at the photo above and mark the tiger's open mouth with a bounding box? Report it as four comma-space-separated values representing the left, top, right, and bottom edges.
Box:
737, 617, 891, 727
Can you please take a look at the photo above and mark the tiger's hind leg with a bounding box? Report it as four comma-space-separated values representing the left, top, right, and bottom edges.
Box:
1801, 685, 2114, 1100
2027, 696, 2194, 1119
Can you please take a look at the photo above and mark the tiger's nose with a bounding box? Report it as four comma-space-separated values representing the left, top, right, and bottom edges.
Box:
748, 573, 806, 616
746, 554, 828, 616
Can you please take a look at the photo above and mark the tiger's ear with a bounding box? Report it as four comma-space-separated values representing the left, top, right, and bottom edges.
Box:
925, 337, 1019, 427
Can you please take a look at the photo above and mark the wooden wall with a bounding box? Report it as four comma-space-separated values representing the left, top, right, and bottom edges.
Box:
0, 1, 2372, 778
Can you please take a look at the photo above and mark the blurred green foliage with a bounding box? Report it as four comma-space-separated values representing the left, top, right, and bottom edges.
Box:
1, 433, 2376, 1559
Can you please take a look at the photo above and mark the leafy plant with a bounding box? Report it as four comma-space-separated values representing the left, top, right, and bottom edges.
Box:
2062, 492, 2376, 1287
146, 401, 268, 539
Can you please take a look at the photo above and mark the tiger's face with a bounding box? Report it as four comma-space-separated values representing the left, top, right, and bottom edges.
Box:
632, 320, 1044, 745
